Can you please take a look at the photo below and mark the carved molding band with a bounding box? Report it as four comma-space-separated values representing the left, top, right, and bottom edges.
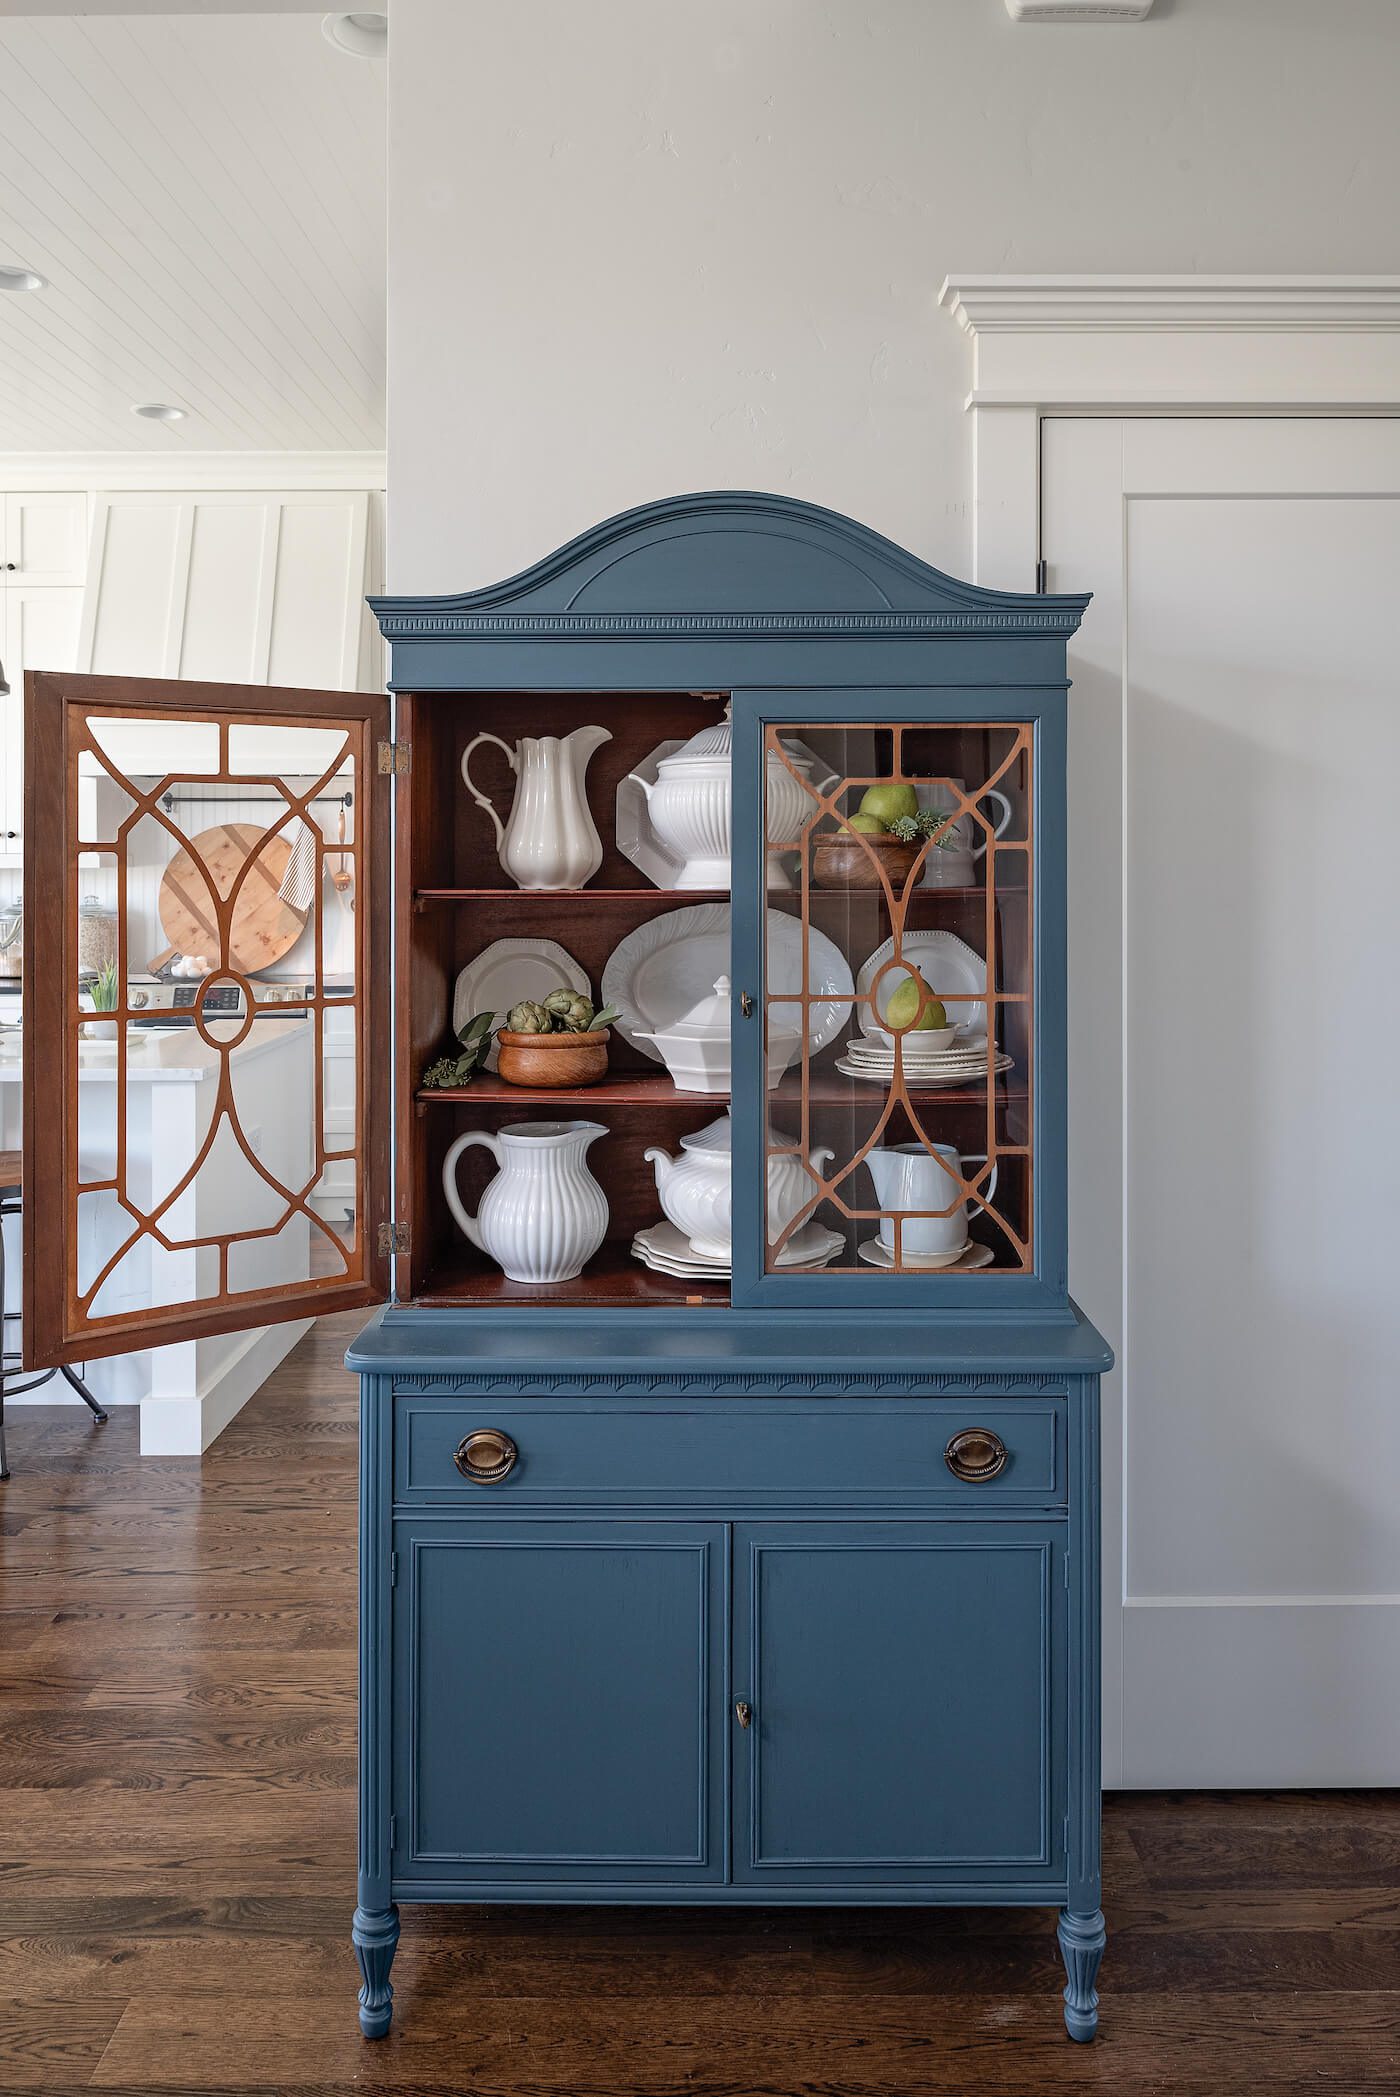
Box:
390, 1371, 1069, 1397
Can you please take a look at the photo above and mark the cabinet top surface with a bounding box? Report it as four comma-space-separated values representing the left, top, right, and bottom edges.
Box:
344, 1303, 1112, 1377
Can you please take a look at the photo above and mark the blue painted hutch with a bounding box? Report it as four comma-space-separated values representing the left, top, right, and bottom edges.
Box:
354, 493, 1109, 2042
22, 492, 1110, 2046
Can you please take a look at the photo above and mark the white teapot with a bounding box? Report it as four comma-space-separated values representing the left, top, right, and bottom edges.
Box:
645, 1112, 832, 1260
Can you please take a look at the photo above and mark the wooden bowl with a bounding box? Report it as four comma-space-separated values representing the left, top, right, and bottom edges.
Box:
495, 1029, 610, 1088
811, 835, 922, 891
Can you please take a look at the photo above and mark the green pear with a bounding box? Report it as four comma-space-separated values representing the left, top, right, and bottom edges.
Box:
884, 969, 947, 1032
839, 811, 887, 836
857, 781, 918, 826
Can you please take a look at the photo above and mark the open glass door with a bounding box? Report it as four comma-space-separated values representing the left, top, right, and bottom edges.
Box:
21, 672, 391, 1368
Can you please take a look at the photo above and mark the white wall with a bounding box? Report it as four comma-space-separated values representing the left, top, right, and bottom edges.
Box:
388, 0, 1400, 589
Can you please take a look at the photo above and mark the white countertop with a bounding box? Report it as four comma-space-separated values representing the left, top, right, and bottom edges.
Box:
0, 1015, 309, 1083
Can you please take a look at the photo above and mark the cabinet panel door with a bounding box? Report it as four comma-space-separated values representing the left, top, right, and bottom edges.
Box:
22, 670, 391, 1367
3, 493, 87, 585
733, 1522, 1064, 1885
1, 586, 83, 847
394, 1520, 726, 1883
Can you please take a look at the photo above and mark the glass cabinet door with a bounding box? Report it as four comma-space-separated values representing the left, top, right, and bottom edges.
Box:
730, 691, 1062, 1307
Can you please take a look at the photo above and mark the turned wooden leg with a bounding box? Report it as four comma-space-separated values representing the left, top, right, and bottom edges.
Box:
353, 1902, 400, 2038
1057, 1906, 1105, 2042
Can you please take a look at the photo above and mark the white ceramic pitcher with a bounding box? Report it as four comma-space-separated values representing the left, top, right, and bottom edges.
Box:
917, 778, 1013, 888
442, 1120, 608, 1282
866, 1140, 997, 1263
462, 723, 612, 889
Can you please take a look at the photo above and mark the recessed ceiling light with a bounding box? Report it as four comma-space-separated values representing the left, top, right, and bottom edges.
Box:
322, 12, 388, 57
132, 403, 187, 424
0, 265, 46, 294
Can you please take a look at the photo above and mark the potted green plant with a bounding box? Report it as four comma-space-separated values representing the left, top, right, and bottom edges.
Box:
84, 960, 120, 1040
421, 989, 621, 1093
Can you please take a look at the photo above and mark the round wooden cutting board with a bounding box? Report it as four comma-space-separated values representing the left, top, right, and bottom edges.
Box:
157, 823, 308, 977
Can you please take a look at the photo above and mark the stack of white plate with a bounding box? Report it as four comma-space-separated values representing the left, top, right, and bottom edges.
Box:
834, 1034, 1014, 1088
632, 1220, 845, 1280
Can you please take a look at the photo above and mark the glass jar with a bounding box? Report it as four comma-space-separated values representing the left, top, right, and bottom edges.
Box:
77, 892, 119, 979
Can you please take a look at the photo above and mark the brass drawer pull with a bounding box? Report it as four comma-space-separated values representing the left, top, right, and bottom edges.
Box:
453, 1429, 518, 1483
944, 1428, 1008, 1482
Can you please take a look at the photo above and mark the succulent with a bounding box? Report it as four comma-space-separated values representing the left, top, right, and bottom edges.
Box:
506, 999, 552, 1035
89, 961, 121, 1013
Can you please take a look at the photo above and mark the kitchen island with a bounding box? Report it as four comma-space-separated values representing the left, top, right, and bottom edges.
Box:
0, 1015, 318, 1451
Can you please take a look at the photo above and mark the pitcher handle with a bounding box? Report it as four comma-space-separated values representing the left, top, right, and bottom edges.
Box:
970, 788, 1014, 861
960, 1152, 999, 1207
461, 733, 517, 851
441, 1130, 501, 1250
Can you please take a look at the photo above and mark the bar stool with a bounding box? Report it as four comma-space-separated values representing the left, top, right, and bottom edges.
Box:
0, 1151, 107, 1479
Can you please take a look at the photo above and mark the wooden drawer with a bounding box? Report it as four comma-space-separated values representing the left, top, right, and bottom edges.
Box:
392, 1396, 1066, 1508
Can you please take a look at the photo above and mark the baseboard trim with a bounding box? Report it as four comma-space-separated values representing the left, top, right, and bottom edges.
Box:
139, 1319, 313, 1455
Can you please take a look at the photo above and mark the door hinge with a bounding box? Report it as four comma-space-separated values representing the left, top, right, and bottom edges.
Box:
377, 738, 411, 775
389, 1814, 397, 1852
389, 1549, 398, 1588
1035, 557, 1049, 594
377, 1220, 410, 1255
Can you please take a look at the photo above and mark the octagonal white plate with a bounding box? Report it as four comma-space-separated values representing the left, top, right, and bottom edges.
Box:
602, 902, 853, 1063
452, 938, 590, 1070
855, 930, 988, 1041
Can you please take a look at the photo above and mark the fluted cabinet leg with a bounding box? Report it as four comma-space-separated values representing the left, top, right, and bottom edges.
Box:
1057, 1906, 1105, 2042
353, 1902, 400, 2038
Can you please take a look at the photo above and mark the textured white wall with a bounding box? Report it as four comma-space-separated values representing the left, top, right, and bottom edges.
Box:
388, 0, 1400, 589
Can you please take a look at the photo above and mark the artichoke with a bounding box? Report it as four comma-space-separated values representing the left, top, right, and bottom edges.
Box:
506, 999, 551, 1035
546, 989, 597, 1032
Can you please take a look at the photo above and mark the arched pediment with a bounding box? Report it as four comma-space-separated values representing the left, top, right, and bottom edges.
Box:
370, 491, 1089, 639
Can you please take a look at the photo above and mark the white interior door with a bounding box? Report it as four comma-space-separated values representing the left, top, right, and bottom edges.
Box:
1044, 417, 1400, 1786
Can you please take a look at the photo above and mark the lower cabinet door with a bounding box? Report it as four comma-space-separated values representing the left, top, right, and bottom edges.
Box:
393, 1520, 726, 1885
732, 1522, 1066, 1887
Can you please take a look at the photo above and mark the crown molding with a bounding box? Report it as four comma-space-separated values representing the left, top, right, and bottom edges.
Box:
0, 450, 386, 493
1005, 2, 1153, 18
940, 276, 1400, 335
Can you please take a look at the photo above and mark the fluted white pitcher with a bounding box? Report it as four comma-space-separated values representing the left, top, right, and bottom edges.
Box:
461, 723, 612, 889
442, 1120, 608, 1282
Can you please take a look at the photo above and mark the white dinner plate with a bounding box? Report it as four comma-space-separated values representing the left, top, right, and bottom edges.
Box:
632, 1220, 845, 1277
856, 1237, 996, 1273
855, 931, 988, 1041
835, 1052, 1013, 1089
603, 903, 853, 1063
451, 938, 590, 1070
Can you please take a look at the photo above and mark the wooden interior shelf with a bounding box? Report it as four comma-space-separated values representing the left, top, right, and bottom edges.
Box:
415, 887, 729, 905
416, 1074, 1029, 1108
415, 1242, 728, 1308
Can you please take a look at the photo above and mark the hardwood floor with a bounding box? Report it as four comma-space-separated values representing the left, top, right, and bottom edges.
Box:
2, 1314, 1397, 2094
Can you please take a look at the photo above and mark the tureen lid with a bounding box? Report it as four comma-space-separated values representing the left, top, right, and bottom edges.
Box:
678, 1111, 733, 1155
644, 975, 732, 1041
658, 704, 812, 772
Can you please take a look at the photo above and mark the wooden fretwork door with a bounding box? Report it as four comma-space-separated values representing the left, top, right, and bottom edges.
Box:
22, 671, 391, 1368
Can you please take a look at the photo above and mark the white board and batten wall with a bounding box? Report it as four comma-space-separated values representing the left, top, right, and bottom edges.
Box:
949, 278, 1400, 1788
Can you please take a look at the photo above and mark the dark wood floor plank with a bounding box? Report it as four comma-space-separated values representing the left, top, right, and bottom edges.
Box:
3, 1309, 1398, 2092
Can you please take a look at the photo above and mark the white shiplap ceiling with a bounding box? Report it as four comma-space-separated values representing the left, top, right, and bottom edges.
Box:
0, 12, 385, 450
